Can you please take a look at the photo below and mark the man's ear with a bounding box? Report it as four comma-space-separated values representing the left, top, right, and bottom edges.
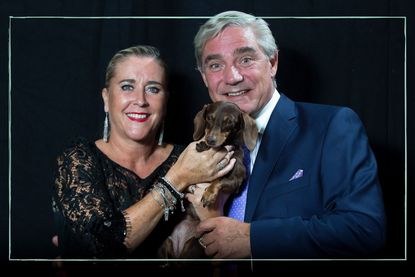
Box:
199, 68, 209, 88
269, 50, 279, 77
102, 88, 109, 112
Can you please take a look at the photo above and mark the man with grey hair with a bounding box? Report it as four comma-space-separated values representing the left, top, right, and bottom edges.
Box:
191, 10, 386, 259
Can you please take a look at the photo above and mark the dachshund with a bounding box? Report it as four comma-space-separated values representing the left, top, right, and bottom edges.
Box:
192, 101, 258, 207
158, 101, 258, 260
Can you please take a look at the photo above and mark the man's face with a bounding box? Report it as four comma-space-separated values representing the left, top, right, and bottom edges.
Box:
200, 26, 278, 117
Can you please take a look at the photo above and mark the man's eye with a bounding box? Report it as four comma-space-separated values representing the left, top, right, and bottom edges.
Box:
208, 63, 222, 72
121, 84, 134, 91
145, 86, 160, 94
240, 57, 253, 66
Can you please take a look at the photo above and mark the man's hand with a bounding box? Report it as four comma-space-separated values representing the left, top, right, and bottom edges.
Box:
196, 216, 251, 258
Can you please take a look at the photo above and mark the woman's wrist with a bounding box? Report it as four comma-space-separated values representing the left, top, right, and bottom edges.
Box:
164, 168, 187, 192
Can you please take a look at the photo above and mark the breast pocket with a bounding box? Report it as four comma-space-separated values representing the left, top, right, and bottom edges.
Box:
264, 174, 309, 199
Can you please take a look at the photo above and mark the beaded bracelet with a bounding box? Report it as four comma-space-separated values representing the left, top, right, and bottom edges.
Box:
152, 183, 177, 221
159, 177, 185, 212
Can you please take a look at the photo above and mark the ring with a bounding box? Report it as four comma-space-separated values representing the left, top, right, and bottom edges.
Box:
217, 159, 227, 170
188, 185, 196, 193
198, 237, 207, 249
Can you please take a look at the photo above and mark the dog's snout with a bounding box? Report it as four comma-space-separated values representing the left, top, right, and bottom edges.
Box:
206, 135, 217, 145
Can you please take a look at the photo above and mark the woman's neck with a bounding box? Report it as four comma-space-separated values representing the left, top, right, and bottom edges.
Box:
97, 134, 168, 178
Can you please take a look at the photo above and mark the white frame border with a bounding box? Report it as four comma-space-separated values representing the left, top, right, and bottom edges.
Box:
8, 15, 407, 262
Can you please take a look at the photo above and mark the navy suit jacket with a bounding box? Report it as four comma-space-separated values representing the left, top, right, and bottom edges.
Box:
246, 94, 386, 258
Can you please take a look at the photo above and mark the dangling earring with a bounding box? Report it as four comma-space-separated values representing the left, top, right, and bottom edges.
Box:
103, 112, 109, 142
158, 121, 164, 146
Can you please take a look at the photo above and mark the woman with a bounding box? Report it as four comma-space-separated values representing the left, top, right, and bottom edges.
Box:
52, 45, 234, 258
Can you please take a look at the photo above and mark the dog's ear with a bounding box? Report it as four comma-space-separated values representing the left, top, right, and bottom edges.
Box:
242, 113, 258, 151
193, 104, 208, 140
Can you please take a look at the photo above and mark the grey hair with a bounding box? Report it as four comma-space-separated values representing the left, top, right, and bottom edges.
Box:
194, 11, 278, 71
104, 45, 168, 88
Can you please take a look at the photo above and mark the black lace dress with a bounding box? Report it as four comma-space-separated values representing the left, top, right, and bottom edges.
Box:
52, 137, 185, 258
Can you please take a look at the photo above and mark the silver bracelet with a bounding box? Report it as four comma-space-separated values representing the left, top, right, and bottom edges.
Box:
159, 177, 185, 212
152, 184, 177, 221
159, 177, 184, 199
150, 189, 165, 209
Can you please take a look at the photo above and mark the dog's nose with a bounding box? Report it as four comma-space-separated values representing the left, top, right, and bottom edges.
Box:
206, 135, 217, 145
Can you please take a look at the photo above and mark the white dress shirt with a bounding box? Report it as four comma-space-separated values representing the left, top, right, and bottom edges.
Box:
249, 89, 280, 172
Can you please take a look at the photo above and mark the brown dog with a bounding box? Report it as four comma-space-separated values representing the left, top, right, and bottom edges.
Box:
192, 101, 258, 207
158, 101, 258, 259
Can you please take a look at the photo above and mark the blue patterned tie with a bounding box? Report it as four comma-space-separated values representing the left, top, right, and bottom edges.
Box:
228, 145, 251, 221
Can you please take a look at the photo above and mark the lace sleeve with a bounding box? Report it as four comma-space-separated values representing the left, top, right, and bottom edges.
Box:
52, 142, 127, 258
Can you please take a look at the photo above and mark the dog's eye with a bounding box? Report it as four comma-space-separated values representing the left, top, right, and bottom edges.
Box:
223, 115, 235, 123
222, 116, 237, 130
206, 114, 214, 122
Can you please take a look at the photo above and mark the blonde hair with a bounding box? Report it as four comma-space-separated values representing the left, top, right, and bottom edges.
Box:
104, 45, 168, 88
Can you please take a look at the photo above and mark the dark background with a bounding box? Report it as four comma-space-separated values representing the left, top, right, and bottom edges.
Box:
1, 0, 413, 274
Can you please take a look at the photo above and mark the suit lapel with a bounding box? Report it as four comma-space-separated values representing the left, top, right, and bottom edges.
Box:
245, 94, 298, 221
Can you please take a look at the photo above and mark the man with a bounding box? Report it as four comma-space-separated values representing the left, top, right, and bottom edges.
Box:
193, 10, 386, 259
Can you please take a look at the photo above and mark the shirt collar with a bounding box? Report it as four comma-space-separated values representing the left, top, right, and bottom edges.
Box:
254, 89, 280, 134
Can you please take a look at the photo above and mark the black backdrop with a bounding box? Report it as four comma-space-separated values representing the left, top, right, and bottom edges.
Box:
1, 0, 413, 273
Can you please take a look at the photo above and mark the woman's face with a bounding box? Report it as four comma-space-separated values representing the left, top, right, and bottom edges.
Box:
102, 56, 168, 144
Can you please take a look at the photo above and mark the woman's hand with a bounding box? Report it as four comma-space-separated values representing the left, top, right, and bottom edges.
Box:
165, 141, 235, 191
185, 183, 230, 221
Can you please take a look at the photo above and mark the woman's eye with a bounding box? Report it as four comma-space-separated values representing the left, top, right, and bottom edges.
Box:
121, 84, 134, 91
145, 86, 160, 94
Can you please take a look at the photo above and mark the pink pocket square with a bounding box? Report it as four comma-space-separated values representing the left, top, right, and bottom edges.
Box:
289, 169, 304, 181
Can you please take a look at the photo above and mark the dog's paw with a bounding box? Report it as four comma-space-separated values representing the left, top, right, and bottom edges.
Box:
196, 141, 210, 152
201, 192, 216, 207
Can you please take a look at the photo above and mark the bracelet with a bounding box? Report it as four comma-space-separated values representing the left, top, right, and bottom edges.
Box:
159, 177, 185, 212
151, 189, 166, 209
159, 177, 184, 200
152, 184, 177, 221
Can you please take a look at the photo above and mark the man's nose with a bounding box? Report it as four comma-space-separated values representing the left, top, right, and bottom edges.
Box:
224, 65, 243, 85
